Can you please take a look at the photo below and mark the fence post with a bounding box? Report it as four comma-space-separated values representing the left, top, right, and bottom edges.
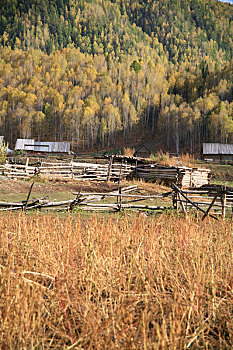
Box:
172, 188, 177, 210
221, 186, 226, 219
119, 187, 122, 211
71, 161, 74, 179
24, 182, 34, 211
25, 157, 29, 175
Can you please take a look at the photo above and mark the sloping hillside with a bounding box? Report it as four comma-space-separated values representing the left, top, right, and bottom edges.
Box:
0, 0, 233, 153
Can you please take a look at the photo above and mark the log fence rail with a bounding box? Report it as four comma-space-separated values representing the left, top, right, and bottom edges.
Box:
1, 181, 233, 219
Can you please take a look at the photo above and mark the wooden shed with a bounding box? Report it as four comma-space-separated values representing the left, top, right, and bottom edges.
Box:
134, 145, 152, 158
136, 164, 211, 188
15, 139, 70, 154
202, 143, 233, 161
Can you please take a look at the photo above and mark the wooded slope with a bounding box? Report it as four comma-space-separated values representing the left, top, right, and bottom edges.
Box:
0, 0, 233, 152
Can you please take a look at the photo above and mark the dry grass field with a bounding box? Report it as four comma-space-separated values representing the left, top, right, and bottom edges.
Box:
0, 212, 232, 349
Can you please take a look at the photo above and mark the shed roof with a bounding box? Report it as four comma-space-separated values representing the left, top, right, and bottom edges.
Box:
15, 139, 70, 153
203, 143, 233, 155
134, 144, 152, 155
15, 139, 34, 151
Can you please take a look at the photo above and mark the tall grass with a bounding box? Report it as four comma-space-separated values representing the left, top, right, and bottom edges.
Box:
0, 213, 232, 349
123, 147, 135, 157
150, 151, 195, 167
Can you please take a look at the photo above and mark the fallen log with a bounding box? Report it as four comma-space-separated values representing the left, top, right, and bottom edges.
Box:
73, 192, 163, 199
78, 202, 169, 211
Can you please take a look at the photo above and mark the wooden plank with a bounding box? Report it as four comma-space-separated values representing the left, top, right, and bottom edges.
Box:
221, 188, 227, 219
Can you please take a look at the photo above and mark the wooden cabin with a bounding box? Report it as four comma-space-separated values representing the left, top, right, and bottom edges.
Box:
134, 145, 152, 158
202, 143, 233, 161
15, 139, 71, 155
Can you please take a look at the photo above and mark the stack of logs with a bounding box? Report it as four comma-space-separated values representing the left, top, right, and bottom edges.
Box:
136, 164, 211, 188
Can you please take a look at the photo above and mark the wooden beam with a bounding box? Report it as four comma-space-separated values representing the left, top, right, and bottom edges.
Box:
24, 182, 34, 211
221, 186, 227, 219
178, 192, 187, 216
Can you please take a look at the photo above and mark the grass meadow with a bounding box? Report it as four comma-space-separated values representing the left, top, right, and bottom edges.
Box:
0, 212, 232, 349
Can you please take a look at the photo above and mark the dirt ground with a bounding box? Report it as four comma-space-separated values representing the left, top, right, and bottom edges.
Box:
0, 177, 168, 202
0, 177, 116, 195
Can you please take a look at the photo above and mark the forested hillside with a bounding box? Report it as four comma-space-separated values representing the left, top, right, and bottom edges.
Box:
0, 0, 233, 153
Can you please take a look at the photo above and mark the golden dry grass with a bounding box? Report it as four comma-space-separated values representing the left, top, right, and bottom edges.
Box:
0, 213, 232, 349
123, 147, 135, 157
150, 151, 195, 168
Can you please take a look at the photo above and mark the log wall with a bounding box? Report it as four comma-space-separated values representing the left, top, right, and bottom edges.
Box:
136, 164, 210, 188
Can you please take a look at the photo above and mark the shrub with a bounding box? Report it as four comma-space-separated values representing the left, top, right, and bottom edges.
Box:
0, 141, 8, 164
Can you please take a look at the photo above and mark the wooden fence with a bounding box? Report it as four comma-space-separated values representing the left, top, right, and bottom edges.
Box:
0, 185, 171, 213
2, 163, 36, 178
1, 160, 210, 188
1, 160, 134, 181
172, 184, 233, 220
1, 181, 233, 219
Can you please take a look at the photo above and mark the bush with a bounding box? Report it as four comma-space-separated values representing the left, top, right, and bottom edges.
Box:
14, 149, 26, 156
0, 141, 8, 164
